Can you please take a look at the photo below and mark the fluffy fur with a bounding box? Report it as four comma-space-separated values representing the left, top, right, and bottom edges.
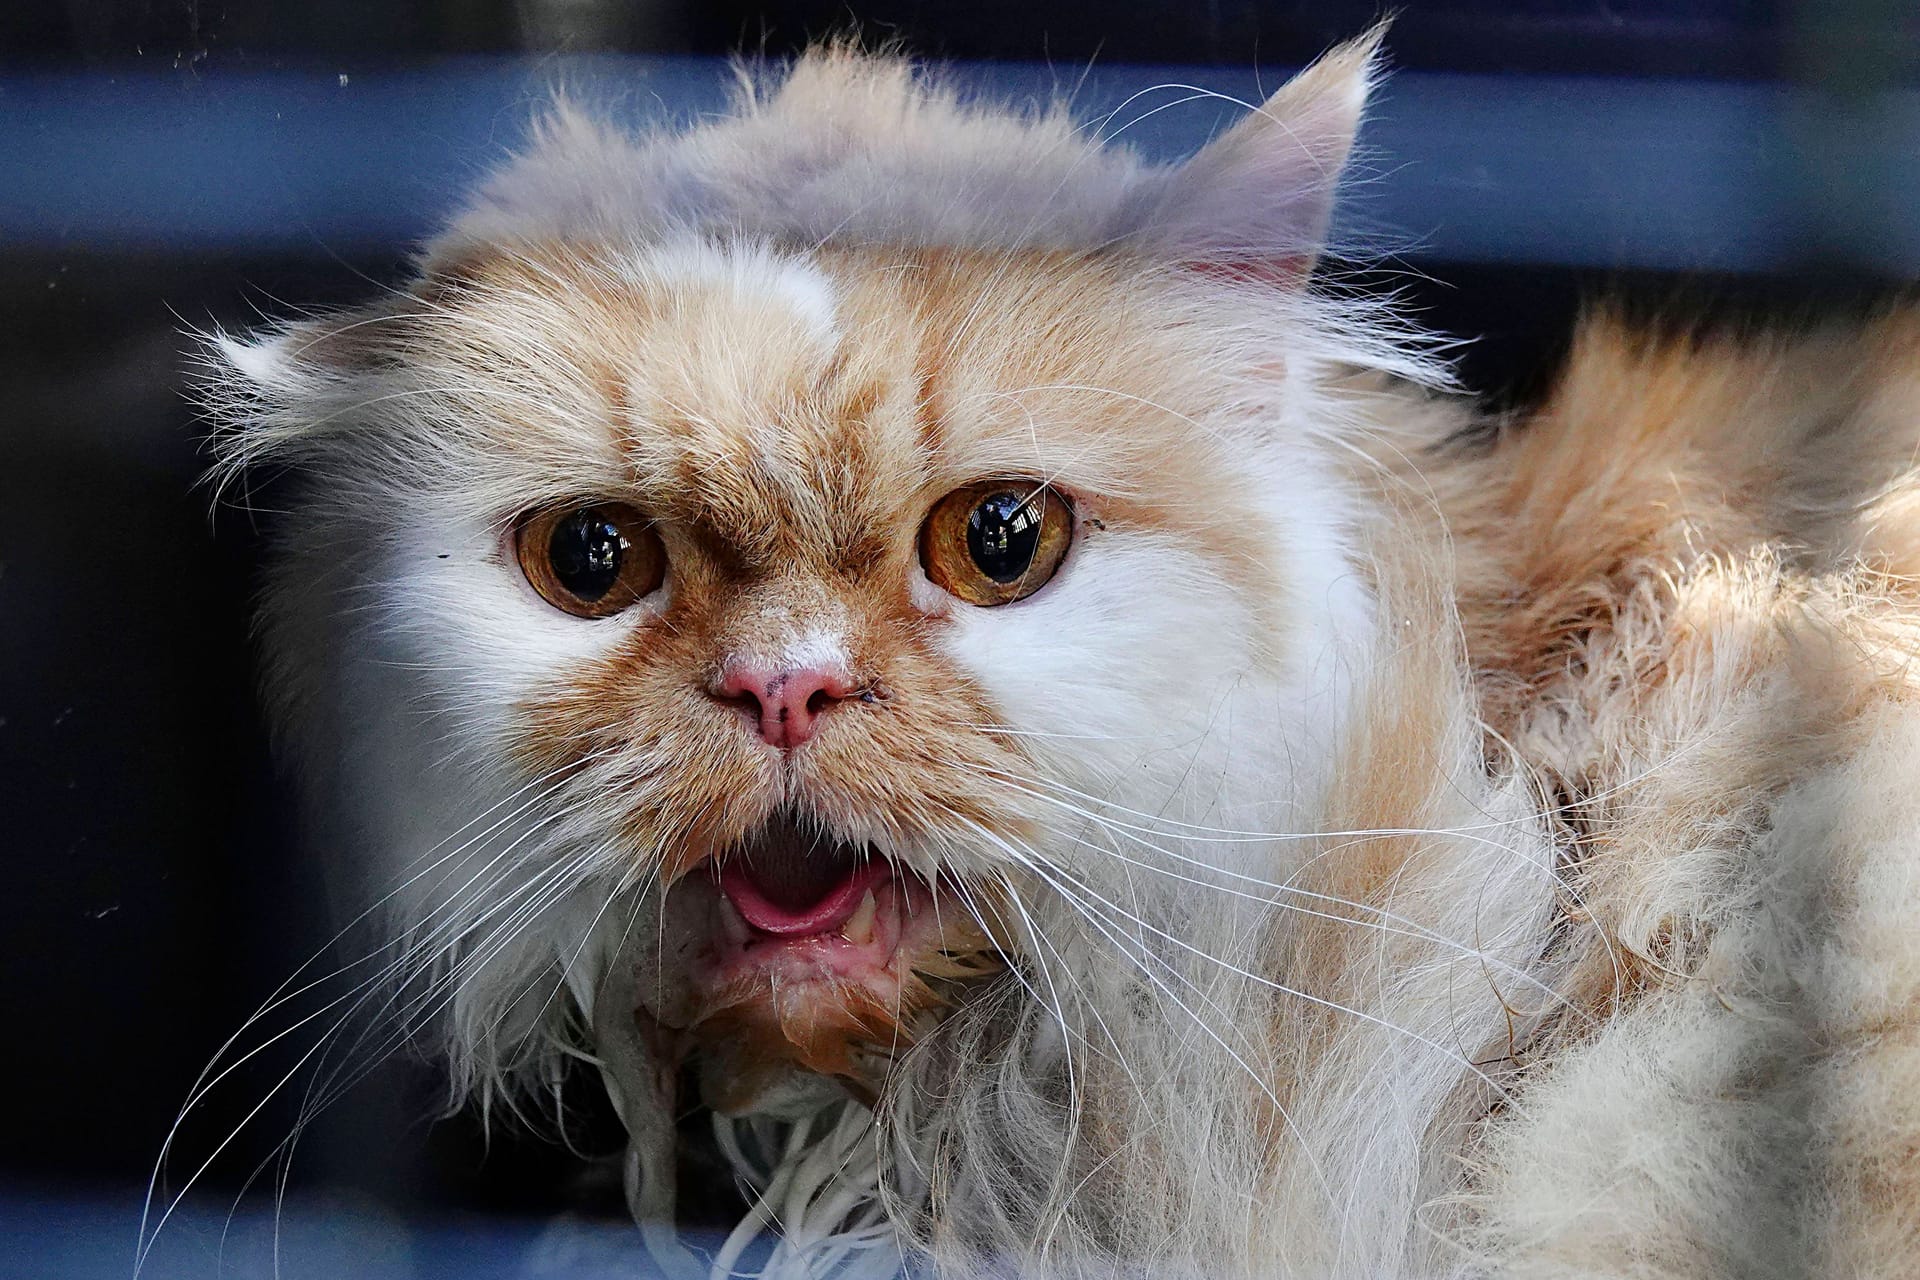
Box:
195, 34, 1920, 1280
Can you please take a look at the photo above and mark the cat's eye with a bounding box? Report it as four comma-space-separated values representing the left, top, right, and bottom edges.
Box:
919, 481, 1073, 606
514, 502, 665, 618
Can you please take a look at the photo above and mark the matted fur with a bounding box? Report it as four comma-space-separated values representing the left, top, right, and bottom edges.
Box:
192, 33, 1920, 1280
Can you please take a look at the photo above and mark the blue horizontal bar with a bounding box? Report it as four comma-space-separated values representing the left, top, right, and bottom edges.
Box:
3, 55, 1916, 272
3, 1182, 739, 1280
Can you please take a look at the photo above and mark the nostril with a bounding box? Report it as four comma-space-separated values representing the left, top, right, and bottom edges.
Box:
708, 673, 766, 725
711, 662, 858, 749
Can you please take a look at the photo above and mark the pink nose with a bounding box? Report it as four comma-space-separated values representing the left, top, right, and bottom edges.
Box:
711, 663, 856, 749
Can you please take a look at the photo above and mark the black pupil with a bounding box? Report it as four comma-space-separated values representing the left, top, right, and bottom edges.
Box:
966, 491, 1044, 583
548, 508, 627, 601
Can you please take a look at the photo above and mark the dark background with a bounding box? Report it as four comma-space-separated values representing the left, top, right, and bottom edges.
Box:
2, 0, 1898, 76
4, 2, 1919, 1275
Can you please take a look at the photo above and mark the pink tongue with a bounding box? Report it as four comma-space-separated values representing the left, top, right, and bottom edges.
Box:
721, 861, 890, 937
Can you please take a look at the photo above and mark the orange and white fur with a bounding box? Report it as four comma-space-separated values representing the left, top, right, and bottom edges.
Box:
205, 32, 1920, 1280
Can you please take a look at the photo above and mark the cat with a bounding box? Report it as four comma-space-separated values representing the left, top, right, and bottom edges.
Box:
191, 29, 1920, 1279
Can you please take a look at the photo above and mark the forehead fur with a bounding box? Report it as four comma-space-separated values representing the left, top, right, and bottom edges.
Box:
400, 238, 1273, 583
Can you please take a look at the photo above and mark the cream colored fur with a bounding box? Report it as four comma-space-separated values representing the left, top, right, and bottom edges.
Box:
193, 33, 1920, 1280
1368, 315, 1920, 1278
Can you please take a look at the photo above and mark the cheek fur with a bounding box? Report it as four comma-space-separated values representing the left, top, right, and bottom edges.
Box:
376, 512, 662, 740
933, 522, 1361, 878
936, 530, 1264, 759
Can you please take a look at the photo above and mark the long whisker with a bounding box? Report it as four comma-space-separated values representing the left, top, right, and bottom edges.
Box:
239, 843, 610, 1240
305, 844, 609, 1120
954, 818, 1340, 1208
969, 742, 1703, 854
235, 842, 614, 1276
1048, 811, 1580, 1022
959, 763, 1572, 953
137, 756, 609, 1272
965, 759, 1620, 1002
142, 783, 612, 1273
1013, 839, 1529, 1115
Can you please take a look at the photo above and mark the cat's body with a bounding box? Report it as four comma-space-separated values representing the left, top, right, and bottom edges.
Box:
201, 35, 1920, 1279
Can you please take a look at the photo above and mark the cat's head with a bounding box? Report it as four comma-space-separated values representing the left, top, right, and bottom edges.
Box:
209, 34, 1434, 1122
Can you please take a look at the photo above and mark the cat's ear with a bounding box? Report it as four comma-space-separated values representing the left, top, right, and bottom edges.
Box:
1129, 27, 1384, 281
206, 323, 345, 425
212, 291, 419, 393
201, 296, 417, 489
213, 326, 320, 395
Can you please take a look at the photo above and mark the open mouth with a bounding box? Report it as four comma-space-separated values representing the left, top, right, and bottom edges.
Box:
708, 812, 935, 986
655, 810, 998, 1111
719, 817, 897, 943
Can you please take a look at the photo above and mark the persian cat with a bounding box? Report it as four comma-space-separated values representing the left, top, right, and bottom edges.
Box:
190, 30, 1920, 1280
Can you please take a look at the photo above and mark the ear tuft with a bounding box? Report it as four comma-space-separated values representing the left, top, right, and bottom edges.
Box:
1130, 26, 1386, 278
216, 330, 293, 389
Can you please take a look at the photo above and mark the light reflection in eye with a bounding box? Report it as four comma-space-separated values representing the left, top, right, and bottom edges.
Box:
921, 480, 1072, 605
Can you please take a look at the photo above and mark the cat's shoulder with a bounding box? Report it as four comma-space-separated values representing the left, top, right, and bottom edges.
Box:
1411, 304, 1920, 1277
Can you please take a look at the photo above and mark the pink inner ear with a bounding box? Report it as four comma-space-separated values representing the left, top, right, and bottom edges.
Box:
1182, 256, 1314, 289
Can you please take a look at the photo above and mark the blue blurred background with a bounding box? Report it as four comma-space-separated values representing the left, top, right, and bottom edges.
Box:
4, 2, 1918, 1275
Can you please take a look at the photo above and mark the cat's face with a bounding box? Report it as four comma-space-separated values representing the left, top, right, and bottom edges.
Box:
217, 37, 1404, 1118
318, 239, 1364, 1106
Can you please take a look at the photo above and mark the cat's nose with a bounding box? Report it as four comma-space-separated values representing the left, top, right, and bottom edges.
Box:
710, 663, 857, 750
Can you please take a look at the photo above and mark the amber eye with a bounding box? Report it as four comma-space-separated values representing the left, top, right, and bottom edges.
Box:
919, 481, 1073, 606
514, 502, 665, 618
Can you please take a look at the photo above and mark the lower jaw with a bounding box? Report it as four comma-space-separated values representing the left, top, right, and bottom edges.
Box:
647, 869, 998, 1112
690, 974, 928, 1112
